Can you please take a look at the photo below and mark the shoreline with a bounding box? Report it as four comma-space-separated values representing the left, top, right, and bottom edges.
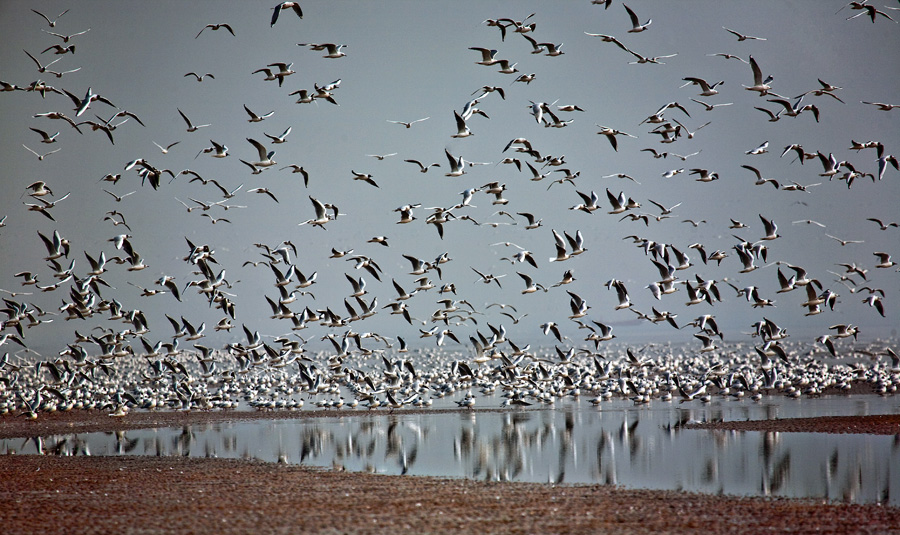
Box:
2, 453, 898, 535
2, 410, 899, 534
2, 406, 900, 441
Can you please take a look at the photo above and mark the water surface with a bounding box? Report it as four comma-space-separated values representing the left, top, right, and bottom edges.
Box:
4, 394, 898, 506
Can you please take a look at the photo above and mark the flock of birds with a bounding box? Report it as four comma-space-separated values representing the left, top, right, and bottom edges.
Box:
1, 3, 899, 419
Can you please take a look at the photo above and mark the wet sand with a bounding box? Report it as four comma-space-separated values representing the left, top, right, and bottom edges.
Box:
2, 410, 899, 534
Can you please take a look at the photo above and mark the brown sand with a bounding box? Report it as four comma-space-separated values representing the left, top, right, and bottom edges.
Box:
1, 410, 899, 535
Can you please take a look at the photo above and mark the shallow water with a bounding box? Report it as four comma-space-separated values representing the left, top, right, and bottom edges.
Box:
4, 394, 899, 506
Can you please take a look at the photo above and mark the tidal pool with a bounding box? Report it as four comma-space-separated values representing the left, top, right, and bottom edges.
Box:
3, 394, 898, 506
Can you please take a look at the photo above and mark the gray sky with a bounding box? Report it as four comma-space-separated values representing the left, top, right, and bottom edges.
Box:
1, 1, 898, 357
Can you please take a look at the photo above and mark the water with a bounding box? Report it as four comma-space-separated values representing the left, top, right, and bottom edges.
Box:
3, 394, 898, 505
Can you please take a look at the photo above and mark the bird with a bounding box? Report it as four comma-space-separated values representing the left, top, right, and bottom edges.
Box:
860, 101, 899, 111
247, 138, 276, 167
624, 4, 651, 32
153, 140, 181, 154
196, 23, 235, 38
253, 62, 295, 87
681, 77, 724, 97
516, 272, 546, 294
271, 2, 303, 26
746, 141, 769, 155
469, 47, 500, 65
22, 144, 60, 161
846, 5, 897, 23
758, 214, 780, 240
31, 8, 70, 27
452, 110, 472, 138
195, 139, 228, 159
29, 127, 59, 144
280, 165, 310, 187
103, 189, 135, 202
299, 42, 347, 58
23, 49, 62, 74
178, 108, 211, 132
744, 55, 773, 95
387, 117, 429, 128
874, 252, 896, 269
867, 218, 899, 230
184, 72, 215, 82
244, 104, 275, 122
723, 26, 766, 41
444, 149, 466, 176
404, 159, 440, 173
351, 170, 378, 188
741, 165, 779, 188
691, 98, 733, 111
596, 125, 637, 151
247, 187, 279, 203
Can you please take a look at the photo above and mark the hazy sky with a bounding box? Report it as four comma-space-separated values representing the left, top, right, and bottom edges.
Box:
1, 1, 898, 357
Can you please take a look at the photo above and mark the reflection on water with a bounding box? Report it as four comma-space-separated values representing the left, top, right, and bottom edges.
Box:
3, 395, 898, 505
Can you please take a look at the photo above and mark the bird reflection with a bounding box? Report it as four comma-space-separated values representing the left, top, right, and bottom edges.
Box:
4, 405, 897, 506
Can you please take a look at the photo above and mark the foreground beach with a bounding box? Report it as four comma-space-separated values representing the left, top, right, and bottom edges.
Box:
2, 411, 898, 534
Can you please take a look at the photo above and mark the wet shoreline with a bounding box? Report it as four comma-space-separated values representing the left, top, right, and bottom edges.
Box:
3, 406, 899, 441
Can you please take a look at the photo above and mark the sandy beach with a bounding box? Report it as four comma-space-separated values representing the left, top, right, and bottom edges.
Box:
2, 410, 899, 534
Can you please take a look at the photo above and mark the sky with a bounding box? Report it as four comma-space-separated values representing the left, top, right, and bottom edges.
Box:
1, 1, 898, 358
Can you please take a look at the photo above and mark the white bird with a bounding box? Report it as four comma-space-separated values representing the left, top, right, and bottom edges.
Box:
452, 110, 473, 138
723, 26, 766, 41
244, 104, 274, 122
195, 139, 228, 159
153, 140, 180, 154
624, 4, 651, 32
271, 2, 303, 26
178, 108, 211, 132
469, 47, 500, 65
367, 152, 397, 160
247, 138, 276, 167
299, 196, 330, 228
22, 144, 60, 160
23, 49, 62, 74
744, 55, 773, 95
184, 72, 215, 82
517, 272, 546, 294
596, 125, 637, 151
681, 77, 724, 97
496, 59, 518, 74
746, 140, 769, 155
387, 117, 430, 128
874, 252, 896, 269
444, 149, 466, 176
29, 127, 59, 144
861, 101, 899, 111
31, 8, 70, 27
264, 126, 292, 144
404, 159, 440, 173
351, 170, 378, 188
862, 295, 885, 317
741, 165, 780, 188
691, 98, 733, 111
298, 42, 347, 58
758, 214, 780, 240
